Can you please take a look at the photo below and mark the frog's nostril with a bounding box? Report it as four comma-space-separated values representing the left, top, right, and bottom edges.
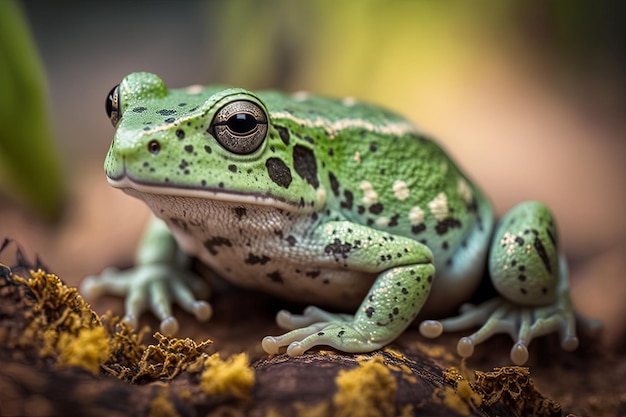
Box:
147, 140, 161, 155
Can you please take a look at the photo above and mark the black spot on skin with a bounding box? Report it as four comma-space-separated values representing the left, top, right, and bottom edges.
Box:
329, 172, 340, 197
176, 129, 185, 140
203, 236, 232, 255
435, 217, 462, 235
233, 206, 247, 219
442, 241, 449, 250
204, 145, 212, 154
515, 236, 525, 246
164, 117, 175, 123
369, 203, 384, 215
305, 270, 320, 278
275, 125, 290, 146
411, 224, 426, 234
201, 180, 207, 186
365, 307, 375, 318
303, 135, 315, 144
133, 106, 147, 113
401, 287, 409, 295
286, 235, 297, 246
184, 145, 194, 153
341, 190, 354, 210
369, 142, 378, 152
317, 332, 325, 336
267, 271, 284, 284
388, 214, 399, 227
328, 148, 334, 157
518, 265, 525, 272
324, 238, 352, 258
266, 158, 292, 188
245, 253, 271, 265
357, 206, 366, 215
179, 160, 189, 170
520, 288, 528, 295
293, 145, 319, 188
542, 287, 548, 295
228, 164, 237, 173
427, 275, 433, 283
338, 330, 345, 337
157, 109, 176, 116
533, 237, 552, 274
392, 307, 399, 315
546, 228, 557, 247
518, 275, 526, 282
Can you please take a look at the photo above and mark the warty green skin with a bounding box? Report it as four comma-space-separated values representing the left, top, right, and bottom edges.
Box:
81, 72, 595, 364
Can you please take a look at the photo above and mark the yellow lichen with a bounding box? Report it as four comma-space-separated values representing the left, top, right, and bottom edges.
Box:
11, 269, 212, 382
294, 401, 330, 417
474, 367, 561, 417
333, 355, 397, 417
148, 393, 180, 417
200, 353, 255, 400
434, 367, 482, 416
56, 327, 111, 375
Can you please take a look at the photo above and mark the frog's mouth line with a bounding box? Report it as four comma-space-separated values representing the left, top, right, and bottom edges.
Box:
107, 175, 307, 212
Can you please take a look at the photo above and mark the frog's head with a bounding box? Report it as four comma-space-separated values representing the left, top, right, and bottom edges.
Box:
104, 72, 325, 212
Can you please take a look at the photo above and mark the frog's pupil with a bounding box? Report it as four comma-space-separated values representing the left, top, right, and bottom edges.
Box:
227, 113, 257, 135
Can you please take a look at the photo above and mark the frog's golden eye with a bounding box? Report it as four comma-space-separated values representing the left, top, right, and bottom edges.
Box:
211, 100, 268, 154
106, 84, 121, 127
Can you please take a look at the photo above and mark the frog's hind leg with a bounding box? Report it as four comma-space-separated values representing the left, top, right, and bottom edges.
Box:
420, 201, 601, 365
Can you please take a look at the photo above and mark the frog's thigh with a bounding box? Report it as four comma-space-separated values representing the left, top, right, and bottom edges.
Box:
263, 221, 435, 355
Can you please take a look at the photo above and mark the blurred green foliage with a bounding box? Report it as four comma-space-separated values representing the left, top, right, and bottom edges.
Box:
0, 0, 64, 221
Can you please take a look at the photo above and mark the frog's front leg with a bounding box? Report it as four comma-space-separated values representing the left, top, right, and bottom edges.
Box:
420, 201, 600, 365
80, 216, 212, 334
262, 221, 435, 356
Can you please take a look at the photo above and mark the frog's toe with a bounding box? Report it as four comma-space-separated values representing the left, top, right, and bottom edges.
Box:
262, 322, 328, 354
419, 320, 444, 338
160, 316, 180, 335
121, 313, 139, 330
275, 306, 352, 330
510, 342, 529, 365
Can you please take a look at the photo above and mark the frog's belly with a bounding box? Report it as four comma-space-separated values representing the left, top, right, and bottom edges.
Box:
139, 193, 377, 310
206, 258, 376, 310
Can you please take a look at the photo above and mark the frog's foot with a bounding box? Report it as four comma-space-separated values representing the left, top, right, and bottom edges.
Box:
262, 306, 387, 356
419, 296, 595, 365
80, 265, 212, 335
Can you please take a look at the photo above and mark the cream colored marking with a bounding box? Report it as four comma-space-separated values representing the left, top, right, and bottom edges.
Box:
316, 188, 327, 205
291, 91, 310, 101
457, 178, 473, 204
359, 181, 379, 207
408, 206, 425, 225
270, 111, 419, 138
375, 217, 391, 228
185, 84, 204, 94
342, 96, 357, 107
353, 151, 361, 163
392, 180, 410, 201
428, 192, 448, 221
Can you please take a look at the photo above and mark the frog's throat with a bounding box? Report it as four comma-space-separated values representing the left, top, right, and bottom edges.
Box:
107, 175, 315, 213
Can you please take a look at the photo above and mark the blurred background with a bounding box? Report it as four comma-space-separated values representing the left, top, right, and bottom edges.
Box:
1, 0, 624, 347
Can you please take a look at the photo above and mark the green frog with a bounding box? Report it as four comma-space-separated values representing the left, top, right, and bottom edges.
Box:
81, 72, 595, 365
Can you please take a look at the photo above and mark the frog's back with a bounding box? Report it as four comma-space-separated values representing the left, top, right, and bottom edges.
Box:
260, 91, 488, 268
